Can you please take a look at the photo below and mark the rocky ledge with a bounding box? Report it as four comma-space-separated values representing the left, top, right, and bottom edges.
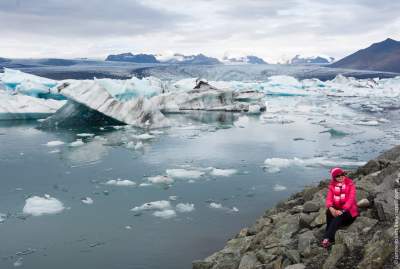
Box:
193, 145, 400, 269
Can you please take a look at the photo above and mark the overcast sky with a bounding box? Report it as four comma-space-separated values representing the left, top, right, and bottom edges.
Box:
1, 0, 399, 62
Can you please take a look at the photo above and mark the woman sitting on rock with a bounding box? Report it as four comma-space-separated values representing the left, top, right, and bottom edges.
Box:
321, 167, 359, 248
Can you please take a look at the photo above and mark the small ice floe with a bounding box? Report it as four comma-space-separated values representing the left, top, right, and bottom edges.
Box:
209, 168, 237, 177
320, 128, 349, 137
131, 200, 171, 212
176, 203, 195, 213
234, 115, 249, 128
45, 140, 65, 147
150, 130, 164, 135
23, 194, 65, 216
377, 118, 390, 123
148, 175, 174, 184
81, 197, 94, 205
152, 209, 176, 219
132, 133, 155, 140
263, 157, 366, 173
273, 184, 287, 191
355, 120, 379, 126
169, 196, 178, 201
125, 225, 132, 230
134, 141, 144, 150
0, 213, 7, 223
105, 179, 136, 186
231, 207, 239, 212
76, 133, 95, 138
166, 168, 205, 179
13, 257, 23, 267
69, 139, 84, 147
48, 149, 60, 154
209, 202, 223, 209
139, 182, 152, 187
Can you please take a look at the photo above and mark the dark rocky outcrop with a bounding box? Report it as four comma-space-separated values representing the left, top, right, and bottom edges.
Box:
330, 38, 400, 73
193, 145, 400, 269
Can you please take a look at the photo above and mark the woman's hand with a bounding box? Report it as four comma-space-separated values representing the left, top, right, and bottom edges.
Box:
335, 210, 343, 216
329, 207, 337, 217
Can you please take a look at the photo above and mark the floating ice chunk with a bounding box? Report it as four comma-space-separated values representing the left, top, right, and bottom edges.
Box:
209, 202, 223, 209
231, 207, 239, 212
166, 168, 205, 179
69, 139, 84, 147
23, 195, 65, 216
139, 182, 152, 187
176, 203, 195, 213
133, 133, 155, 140
355, 120, 379, 126
45, 140, 65, 147
81, 197, 94, 205
105, 179, 136, 186
273, 184, 287, 191
13, 257, 23, 267
125, 225, 132, 230
131, 200, 171, 212
135, 141, 144, 150
263, 157, 366, 173
320, 128, 349, 137
234, 116, 249, 128
210, 168, 237, 177
148, 175, 174, 184
76, 133, 95, 138
0, 213, 6, 223
169, 196, 178, 201
153, 209, 176, 219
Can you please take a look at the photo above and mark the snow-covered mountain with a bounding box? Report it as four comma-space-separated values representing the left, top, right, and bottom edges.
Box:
290, 55, 334, 64
222, 55, 267, 64
106, 52, 221, 65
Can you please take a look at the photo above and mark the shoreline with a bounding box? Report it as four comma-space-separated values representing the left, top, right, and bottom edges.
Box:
193, 145, 399, 269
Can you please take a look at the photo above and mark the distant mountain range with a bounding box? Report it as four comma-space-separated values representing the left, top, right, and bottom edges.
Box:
106, 52, 269, 65
290, 55, 334, 64
0, 57, 10, 63
222, 55, 267, 64
106, 53, 221, 65
330, 38, 400, 73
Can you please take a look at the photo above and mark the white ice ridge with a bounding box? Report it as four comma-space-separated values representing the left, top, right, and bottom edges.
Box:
0, 89, 65, 120
263, 157, 366, 173
105, 179, 137, 186
23, 195, 65, 216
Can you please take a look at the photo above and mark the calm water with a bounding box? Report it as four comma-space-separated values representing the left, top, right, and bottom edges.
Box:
0, 104, 398, 268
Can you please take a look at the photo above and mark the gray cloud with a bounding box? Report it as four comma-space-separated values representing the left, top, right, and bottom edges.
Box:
0, 0, 399, 61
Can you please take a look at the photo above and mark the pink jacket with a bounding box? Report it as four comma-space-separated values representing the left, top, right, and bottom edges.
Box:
325, 176, 359, 217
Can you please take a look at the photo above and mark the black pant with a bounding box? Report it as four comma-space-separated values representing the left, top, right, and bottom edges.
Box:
323, 209, 356, 242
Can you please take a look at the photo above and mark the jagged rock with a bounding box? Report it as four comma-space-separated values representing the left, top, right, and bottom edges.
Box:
357, 198, 370, 208
238, 252, 261, 269
297, 230, 316, 257
289, 205, 303, 214
284, 264, 305, 269
310, 208, 327, 227
356, 229, 393, 268
193, 260, 213, 269
255, 249, 277, 264
302, 201, 320, 213
322, 244, 346, 269
285, 249, 301, 264
299, 213, 318, 229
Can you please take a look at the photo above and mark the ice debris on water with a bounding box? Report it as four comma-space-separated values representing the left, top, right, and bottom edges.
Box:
147, 175, 174, 184
209, 168, 237, 177
152, 209, 176, 219
176, 203, 195, 213
13, 257, 23, 267
45, 140, 65, 147
166, 169, 205, 179
273, 184, 287, 191
81, 197, 94, 205
69, 139, 84, 147
23, 195, 64, 216
0, 213, 7, 223
131, 200, 172, 212
76, 133, 95, 138
105, 179, 136, 186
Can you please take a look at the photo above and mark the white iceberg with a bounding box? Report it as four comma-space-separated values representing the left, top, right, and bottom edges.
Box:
166, 168, 205, 179
152, 209, 176, 219
23, 195, 65, 216
81, 197, 94, 204
69, 139, 84, 147
131, 200, 171, 212
105, 179, 136, 186
148, 175, 174, 184
273, 184, 287, 191
176, 203, 195, 213
45, 140, 65, 147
